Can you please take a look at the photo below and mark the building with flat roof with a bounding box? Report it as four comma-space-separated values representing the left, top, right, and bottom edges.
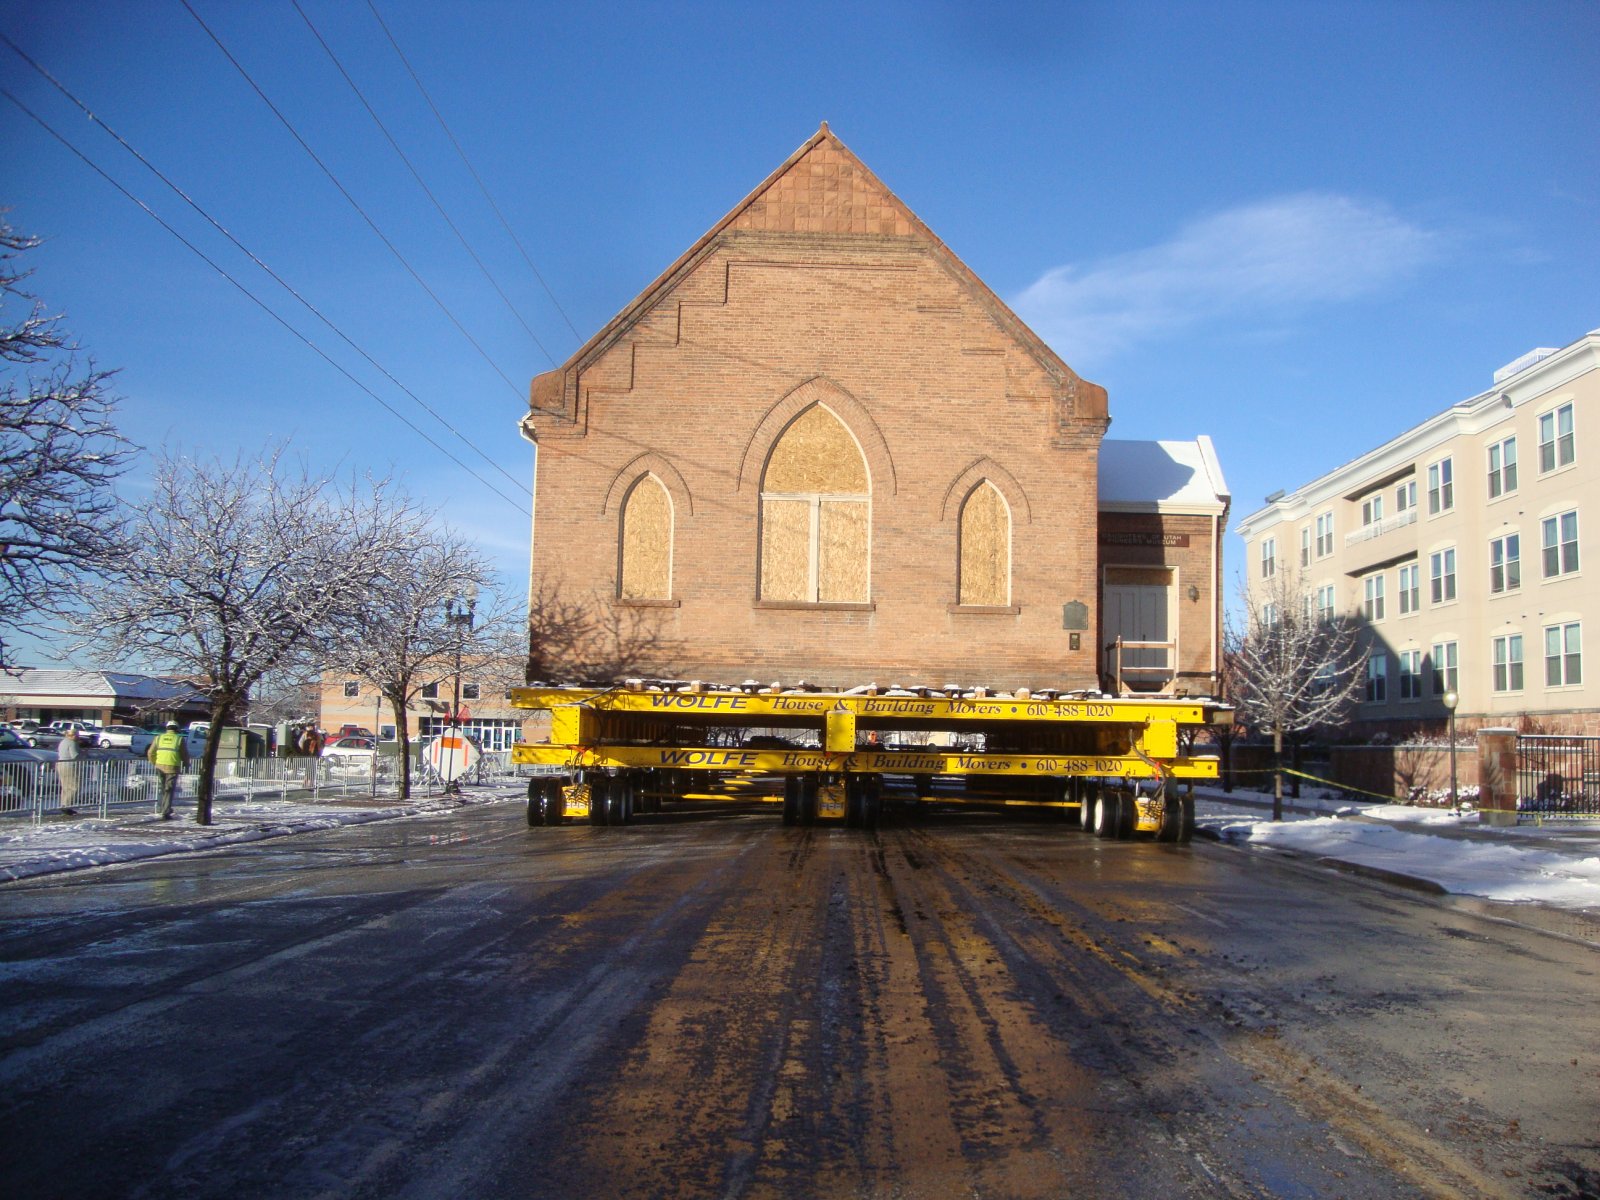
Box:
1237, 328, 1600, 735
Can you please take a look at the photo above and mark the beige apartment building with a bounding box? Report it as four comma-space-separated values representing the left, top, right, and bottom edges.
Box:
1238, 327, 1600, 735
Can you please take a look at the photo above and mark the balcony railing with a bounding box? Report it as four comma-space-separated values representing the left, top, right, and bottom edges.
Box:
1345, 506, 1417, 546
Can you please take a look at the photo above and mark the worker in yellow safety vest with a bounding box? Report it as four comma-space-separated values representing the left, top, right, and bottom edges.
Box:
147, 720, 188, 819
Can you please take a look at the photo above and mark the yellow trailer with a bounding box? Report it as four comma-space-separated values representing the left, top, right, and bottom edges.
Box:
509, 683, 1231, 842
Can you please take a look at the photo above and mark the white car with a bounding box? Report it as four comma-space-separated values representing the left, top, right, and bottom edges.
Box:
321, 736, 377, 760
96, 725, 143, 750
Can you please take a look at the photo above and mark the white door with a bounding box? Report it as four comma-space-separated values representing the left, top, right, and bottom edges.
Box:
1103, 584, 1171, 681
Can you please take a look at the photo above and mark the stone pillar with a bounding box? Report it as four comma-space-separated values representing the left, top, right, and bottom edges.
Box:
1476, 727, 1519, 826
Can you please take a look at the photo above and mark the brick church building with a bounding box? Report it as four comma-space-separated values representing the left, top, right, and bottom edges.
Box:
521, 125, 1228, 695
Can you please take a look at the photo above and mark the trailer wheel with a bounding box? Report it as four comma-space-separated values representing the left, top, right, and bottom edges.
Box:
861, 776, 882, 831
604, 777, 628, 826
782, 776, 801, 826
1093, 788, 1119, 839
526, 778, 543, 827
799, 777, 819, 826
1157, 786, 1183, 843
1115, 789, 1137, 839
1066, 780, 1086, 829
1176, 791, 1195, 844
586, 775, 607, 826
845, 777, 865, 828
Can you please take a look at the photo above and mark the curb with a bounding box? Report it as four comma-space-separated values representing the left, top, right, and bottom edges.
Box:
1202, 823, 1449, 897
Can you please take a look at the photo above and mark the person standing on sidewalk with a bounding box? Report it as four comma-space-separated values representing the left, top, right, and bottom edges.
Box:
148, 721, 187, 819
55, 727, 81, 813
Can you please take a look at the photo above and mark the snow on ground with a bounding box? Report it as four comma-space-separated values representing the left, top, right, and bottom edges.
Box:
2, 782, 1599, 915
0, 788, 525, 883
1196, 788, 1600, 911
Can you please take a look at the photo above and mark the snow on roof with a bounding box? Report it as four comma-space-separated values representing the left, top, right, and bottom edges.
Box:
0, 668, 206, 704
1098, 436, 1231, 513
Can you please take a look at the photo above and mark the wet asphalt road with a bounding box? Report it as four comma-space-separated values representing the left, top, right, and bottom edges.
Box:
1, 799, 1598, 1200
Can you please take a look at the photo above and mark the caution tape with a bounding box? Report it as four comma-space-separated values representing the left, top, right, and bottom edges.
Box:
1259, 767, 1402, 805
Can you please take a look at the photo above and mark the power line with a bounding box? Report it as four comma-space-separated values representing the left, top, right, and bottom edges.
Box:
178, 0, 530, 405
0, 84, 532, 518
289, 0, 560, 369
366, 0, 585, 344
0, 30, 533, 503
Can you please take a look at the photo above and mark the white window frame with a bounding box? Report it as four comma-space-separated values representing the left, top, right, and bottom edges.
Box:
1361, 494, 1384, 527
1300, 526, 1311, 568
1430, 640, 1459, 696
1316, 584, 1335, 622
1487, 435, 1517, 499
1399, 649, 1422, 701
342, 681, 359, 698
1429, 547, 1457, 604
1544, 622, 1582, 688
1538, 402, 1575, 473
1395, 479, 1417, 513
1398, 563, 1420, 614
1541, 510, 1580, 578
1363, 573, 1385, 622
1260, 537, 1277, 579
1489, 533, 1521, 594
1492, 633, 1524, 693
1314, 511, 1334, 558
1366, 653, 1388, 703
1427, 457, 1454, 515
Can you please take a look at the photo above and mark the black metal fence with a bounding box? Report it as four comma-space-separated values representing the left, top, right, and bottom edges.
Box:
1516, 735, 1600, 820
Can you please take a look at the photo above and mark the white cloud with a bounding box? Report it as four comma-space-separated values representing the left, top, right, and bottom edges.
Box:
1012, 193, 1445, 365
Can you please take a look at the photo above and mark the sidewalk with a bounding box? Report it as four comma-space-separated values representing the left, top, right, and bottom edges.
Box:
0, 784, 529, 884
1195, 785, 1600, 913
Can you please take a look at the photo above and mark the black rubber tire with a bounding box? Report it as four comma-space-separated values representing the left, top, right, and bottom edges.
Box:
586, 775, 607, 826
845, 777, 864, 828
861, 777, 881, 831
782, 776, 800, 826
799, 777, 818, 826
526, 779, 542, 827
604, 777, 627, 826
1084, 787, 1102, 836
1177, 792, 1195, 844
1093, 789, 1119, 839
547, 780, 566, 825
1116, 790, 1137, 839
1157, 787, 1182, 843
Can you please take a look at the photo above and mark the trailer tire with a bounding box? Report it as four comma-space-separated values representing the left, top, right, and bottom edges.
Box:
862, 777, 882, 831
782, 776, 801, 826
526, 779, 542, 827
799, 777, 818, 826
1157, 788, 1183, 843
1093, 788, 1119, 839
1176, 791, 1195, 844
586, 775, 607, 826
845, 777, 865, 828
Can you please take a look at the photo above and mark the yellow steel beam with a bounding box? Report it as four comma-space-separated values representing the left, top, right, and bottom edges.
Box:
510, 743, 1218, 780
510, 686, 1223, 726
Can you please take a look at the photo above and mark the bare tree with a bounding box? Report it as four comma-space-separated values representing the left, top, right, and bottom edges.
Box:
328, 529, 506, 799
0, 220, 134, 661
73, 446, 427, 824
1229, 568, 1364, 820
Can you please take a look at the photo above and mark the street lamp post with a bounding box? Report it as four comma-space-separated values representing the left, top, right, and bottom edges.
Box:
444, 589, 477, 793
1442, 689, 1459, 811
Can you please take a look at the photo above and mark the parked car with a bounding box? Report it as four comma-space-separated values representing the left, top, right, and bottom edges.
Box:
48, 720, 102, 748
129, 727, 162, 755
0, 727, 55, 763
95, 724, 144, 750
322, 736, 377, 759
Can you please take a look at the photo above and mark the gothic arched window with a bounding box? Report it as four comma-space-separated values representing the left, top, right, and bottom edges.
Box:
759, 405, 869, 602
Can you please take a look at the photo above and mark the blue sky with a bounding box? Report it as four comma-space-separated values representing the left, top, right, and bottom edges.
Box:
3, 0, 1597, 666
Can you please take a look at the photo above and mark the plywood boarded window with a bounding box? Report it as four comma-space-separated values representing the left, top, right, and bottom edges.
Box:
760, 405, 869, 602
959, 481, 1010, 606
619, 475, 672, 600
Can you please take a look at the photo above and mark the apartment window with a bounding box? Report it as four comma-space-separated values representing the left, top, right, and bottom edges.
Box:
1361, 494, 1384, 526
1300, 526, 1311, 568
1538, 402, 1575, 472
1366, 654, 1388, 703
1315, 511, 1334, 557
1427, 458, 1454, 514
1398, 563, 1420, 614
1395, 479, 1417, 512
1489, 533, 1521, 594
1492, 634, 1524, 693
1316, 584, 1335, 621
1399, 650, 1422, 700
1363, 573, 1385, 621
1541, 510, 1580, 577
421, 682, 439, 700
1429, 548, 1457, 604
1430, 640, 1459, 696
342, 681, 359, 698
462, 683, 481, 701
1261, 601, 1278, 628
1487, 436, 1517, 498
1545, 622, 1582, 687
1259, 537, 1277, 579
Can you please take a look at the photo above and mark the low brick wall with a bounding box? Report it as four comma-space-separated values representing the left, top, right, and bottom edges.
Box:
1328, 744, 1478, 805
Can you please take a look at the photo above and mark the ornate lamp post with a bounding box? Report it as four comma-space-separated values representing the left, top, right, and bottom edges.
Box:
444, 588, 477, 792
1442, 689, 1459, 811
